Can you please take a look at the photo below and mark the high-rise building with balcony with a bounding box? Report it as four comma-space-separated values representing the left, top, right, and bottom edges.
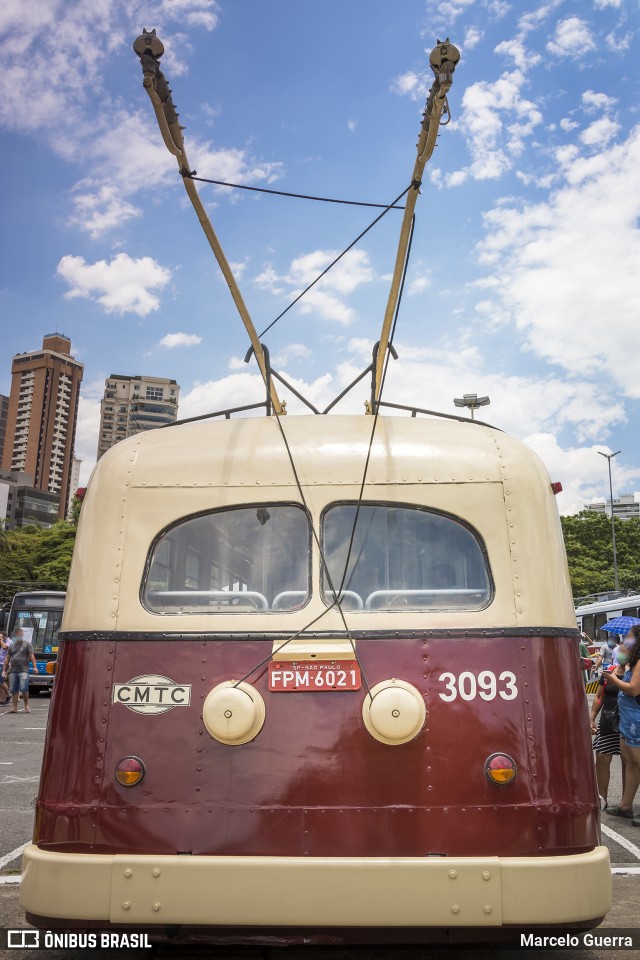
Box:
97, 375, 180, 459
0, 394, 9, 464
1, 334, 83, 520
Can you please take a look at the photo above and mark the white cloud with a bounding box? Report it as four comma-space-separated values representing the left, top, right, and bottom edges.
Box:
476, 123, 640, 399
455, 69, 542, 180
560, 117, 579, 132
546, 17, 596, 58
347, 119, 357, 132
57, 253, 172, 316
463, 26, 483, 50
494, 36, 541, 70
581, 90, 616, 113
68, 184, 140, 239
593, 0, 621, 8
273, 343, 312, 366
0, 0, 219, 136
605, 30, 632, 52
158, 332, 203, 348
580, 116, 620, 147
390, 70, 429, 101
254, 249, 375, 326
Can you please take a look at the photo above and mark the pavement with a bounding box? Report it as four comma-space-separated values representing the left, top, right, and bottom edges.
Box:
0, 696, 639, 960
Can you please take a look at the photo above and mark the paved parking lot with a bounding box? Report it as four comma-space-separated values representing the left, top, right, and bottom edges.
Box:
1, 696, 638, 960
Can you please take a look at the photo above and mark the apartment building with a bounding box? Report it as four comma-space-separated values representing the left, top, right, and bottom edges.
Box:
0, 394, 8, 464
97, 375, 179, 459
1, 334, 83, 520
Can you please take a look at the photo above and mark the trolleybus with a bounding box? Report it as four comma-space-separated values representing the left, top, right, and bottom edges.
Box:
20, 29, 611, 943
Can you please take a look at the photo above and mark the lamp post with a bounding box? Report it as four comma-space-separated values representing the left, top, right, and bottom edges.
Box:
453, 393, 490, 420
598, 450, 621, 592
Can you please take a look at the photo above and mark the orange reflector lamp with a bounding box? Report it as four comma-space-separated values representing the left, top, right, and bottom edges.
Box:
46, 661, 56, 674
485, 753, 517, 786
115, 757, 145, 787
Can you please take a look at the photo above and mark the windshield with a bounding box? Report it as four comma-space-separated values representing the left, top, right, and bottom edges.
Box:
143, 504, 311, 614
10, 608, 63, 654
322, 503, 492, 611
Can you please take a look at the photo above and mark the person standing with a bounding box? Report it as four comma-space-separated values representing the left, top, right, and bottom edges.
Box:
590, 663, 626, 810
594, 635, 618, 673
0, 632, 12, 705
1, 627, 37, 714
605, 626, 640, 826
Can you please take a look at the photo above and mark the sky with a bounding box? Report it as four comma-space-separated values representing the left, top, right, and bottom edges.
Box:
0, 0, 639, 514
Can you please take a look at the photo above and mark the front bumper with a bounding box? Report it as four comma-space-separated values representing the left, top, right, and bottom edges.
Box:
21, 844, 611, 928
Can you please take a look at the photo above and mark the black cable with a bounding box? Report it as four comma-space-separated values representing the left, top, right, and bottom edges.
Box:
337, 215, 416, 605
235, 216, 417, 695
182, 172, 406, 210
257, 182, 415, 339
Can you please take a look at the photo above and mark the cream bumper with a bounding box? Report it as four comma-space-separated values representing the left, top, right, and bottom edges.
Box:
21, 844, 611, 928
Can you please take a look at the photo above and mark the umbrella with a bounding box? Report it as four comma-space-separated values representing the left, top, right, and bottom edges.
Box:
601, 616, 640, 635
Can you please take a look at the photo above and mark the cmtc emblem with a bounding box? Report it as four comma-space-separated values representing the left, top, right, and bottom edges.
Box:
112, 675, 191, 714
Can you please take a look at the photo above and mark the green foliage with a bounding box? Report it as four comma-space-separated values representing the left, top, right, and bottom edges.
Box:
560, 511, 640, 600
0, 521, 77, 605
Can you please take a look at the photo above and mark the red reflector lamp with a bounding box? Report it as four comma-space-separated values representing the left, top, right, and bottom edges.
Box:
115, 757, 145, 787
551, 482, 563, 495
485, 753, 517, 786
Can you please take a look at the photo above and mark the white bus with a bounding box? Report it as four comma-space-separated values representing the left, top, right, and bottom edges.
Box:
575, 593, 640, 645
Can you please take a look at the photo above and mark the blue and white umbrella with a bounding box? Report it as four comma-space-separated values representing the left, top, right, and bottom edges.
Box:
601, 616, 640, 635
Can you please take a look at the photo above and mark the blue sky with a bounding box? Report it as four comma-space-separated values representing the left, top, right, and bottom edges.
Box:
1, 0, 639, 513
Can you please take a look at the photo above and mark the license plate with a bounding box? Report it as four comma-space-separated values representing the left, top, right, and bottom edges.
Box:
269, 660, 361, 692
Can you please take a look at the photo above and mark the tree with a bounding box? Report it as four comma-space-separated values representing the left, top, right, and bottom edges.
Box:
0, 521, 77, 605
560, 511, 640, 599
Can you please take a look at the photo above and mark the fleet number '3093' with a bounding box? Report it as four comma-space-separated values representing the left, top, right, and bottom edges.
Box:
438, 670, 518, 701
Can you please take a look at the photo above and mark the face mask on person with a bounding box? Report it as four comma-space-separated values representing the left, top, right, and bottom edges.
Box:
616, 651, 630, 666
606, 639, 617, 649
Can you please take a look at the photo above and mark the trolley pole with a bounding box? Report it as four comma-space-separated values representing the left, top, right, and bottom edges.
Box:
598, 450, 621, 592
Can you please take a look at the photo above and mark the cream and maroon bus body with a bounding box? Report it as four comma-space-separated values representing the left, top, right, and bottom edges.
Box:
22, 415, 611, 941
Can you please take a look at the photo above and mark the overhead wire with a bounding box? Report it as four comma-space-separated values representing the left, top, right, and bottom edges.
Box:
257, 182, 415, 339
235, 214, 417, 697
181, 172, 406, 210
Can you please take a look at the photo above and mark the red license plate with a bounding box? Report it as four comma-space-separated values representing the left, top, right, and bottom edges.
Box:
269, 660, 361, 692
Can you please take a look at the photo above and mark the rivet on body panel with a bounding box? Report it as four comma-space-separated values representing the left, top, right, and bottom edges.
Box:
122, 902, 131, 911
484, 905, 492, 914
152, 867, 161, 878
451, 904, 460, 914
482, 871, 491, 881
152, 902, 161, 912
448, 869, 457, 879
124, 868, 133, 878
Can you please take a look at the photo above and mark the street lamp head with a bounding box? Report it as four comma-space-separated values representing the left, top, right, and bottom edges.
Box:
453, 393, 491, 409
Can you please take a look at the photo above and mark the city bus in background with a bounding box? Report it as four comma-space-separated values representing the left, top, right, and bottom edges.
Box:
5, 591, 65, 693
575, 591, 640, 647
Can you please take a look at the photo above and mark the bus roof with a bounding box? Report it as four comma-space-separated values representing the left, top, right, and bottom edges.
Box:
66, 415, 576, 633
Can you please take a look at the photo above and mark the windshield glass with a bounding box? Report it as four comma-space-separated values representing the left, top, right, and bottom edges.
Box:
322, 503, 492, 611
143, 504, 311, 614
10, 608, 63, 653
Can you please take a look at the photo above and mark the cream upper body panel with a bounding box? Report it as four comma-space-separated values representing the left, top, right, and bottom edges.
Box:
63, 415, 575, 633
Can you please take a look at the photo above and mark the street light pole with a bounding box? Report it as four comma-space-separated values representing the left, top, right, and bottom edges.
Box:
598, 450, 621, 592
